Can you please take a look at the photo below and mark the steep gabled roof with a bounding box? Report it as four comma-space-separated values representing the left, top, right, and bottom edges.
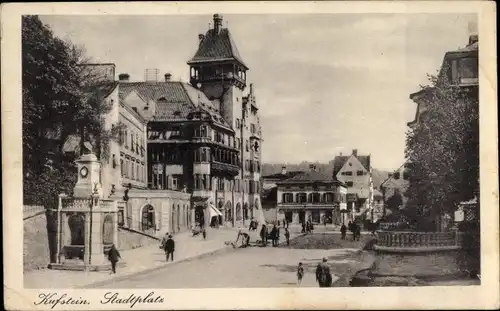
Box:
118, 81, 231, 128
332, 154, 371, 176
188, 28, 248, 69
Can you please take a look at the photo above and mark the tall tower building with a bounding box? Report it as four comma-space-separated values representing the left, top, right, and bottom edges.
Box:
188, 14, 264, 225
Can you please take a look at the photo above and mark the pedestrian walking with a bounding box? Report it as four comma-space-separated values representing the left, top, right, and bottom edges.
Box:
355, 223, 361, 241
351, 222, 357, 241
260, 224, 267, 246
202, 228, 207, 240
107, 244, 121, 274
285, 228, 290, 246
315, 257, 332, 287
164, 235, 175, 262
340, 223, 347, 240
297, 262, 304, 285
271, 225, 278, 247
301, 222, 306, 233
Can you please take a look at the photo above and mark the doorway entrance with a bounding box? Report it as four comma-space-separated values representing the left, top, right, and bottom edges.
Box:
195, 206, 205, 228
299, 211, 305, 224
325, 210, 333, 224
285, 211, 293, 223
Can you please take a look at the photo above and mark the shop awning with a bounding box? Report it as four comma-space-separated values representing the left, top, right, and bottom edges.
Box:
208, 204, 223, 218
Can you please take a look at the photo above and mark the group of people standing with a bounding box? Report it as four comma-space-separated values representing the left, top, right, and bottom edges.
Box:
340, 221, 361, 241
301, 219, 315, 234
259, 221, 291, 247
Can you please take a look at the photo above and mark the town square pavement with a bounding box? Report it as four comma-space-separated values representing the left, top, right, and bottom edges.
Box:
95, 247, 363, 288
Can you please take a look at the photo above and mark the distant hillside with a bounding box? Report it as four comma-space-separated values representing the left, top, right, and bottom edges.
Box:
262, 162, 390, 189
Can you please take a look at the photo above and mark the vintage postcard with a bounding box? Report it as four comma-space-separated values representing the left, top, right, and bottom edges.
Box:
2, 1, 499, 310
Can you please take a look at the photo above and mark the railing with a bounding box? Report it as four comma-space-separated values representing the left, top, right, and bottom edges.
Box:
378, 222, 409, 231
61, 198, 91, 209
23, 205, 46, 219
376, 231, 464, 249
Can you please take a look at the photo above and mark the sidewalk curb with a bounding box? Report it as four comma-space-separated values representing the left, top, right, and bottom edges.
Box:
81, 245, 238, 289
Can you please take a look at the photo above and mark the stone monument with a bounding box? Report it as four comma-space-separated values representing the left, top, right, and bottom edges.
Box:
49, 148, 119, 271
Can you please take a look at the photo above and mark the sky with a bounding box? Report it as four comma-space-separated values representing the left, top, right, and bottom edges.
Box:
40, 13, 477, 171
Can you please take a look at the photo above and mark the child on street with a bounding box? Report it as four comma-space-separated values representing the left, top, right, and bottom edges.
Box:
297, 262, 304, 285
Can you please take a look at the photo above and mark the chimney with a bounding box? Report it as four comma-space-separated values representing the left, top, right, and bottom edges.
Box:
352, 149, 358, 157
213, 13, 223, 34
118, 73, 130, 82
198, 34, 205, 46
340, 152, 343, 156
281, 166, 287, 175
164, 73, 172, 82
468, 34, 478, 46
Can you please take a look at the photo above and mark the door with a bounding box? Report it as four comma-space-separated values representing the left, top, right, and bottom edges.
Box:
285, 211, 293, 223
325, 210, 333, 224
311, 211, 321, 223
299, 211, 305, 224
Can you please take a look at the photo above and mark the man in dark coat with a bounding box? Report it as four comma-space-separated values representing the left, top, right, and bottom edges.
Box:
271, 225, 278, 247
340, 223, 347, 240
164, 235, 175, 262
107, 244, 121, 274
315, 257, 333, 287
260, 224, 267, 246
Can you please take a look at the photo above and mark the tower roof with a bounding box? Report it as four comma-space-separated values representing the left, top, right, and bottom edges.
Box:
187, 16, 248, 69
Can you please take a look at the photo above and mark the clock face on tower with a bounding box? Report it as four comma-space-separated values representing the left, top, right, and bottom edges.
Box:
80, 166, 88, 178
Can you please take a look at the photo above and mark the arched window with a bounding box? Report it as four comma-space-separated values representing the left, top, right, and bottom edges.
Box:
324, 192, 334, 203
282, 193, 294, 203
296, 193, 307, 203
141, 205, 155, 231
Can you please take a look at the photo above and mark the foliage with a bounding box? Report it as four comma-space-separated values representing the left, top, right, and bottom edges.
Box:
22, 15, 120, 206
404, 74, 479, 231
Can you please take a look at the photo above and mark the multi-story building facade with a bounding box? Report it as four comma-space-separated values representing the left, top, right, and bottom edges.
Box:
116, 14, 264, 228
276, 165, 347, 225
408, 34, 478, 129
332, 149, 373, 222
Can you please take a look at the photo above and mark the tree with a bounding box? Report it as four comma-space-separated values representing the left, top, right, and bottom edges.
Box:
404, 74, 479, 231
22, 16, 123, 206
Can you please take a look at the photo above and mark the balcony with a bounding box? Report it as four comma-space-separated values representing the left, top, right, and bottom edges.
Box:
211, 160, 240, 176
278, 202, 339, 209
192, 189, 212, 199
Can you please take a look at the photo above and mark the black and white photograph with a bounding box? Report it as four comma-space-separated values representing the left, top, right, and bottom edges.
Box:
2, 1, 498, 310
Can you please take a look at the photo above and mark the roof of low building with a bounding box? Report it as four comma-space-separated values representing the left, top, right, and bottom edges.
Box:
262, 171, 303, 180
279, 170, 343, 184
118, 81, 231, 128
188, 28, 247, 69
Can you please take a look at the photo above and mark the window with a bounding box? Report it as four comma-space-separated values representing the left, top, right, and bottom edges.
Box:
357, 170, 364, 176
135, 134, 139, 154
393, 172, 401, 180
136, 162, 139, 181
217, 178, 225, 191
124, 129, 128, 148
254, 141, 259, 152
246, 140, 249, 152
346, 181, 354, 187
171, 175, 179, 190
120, 159, 124, 176
324, 193, 334, 203
250, 123, 256, 134
282, 193, 294, 203
235, 137, 241, 149
131, 133, 135, 152
245, 160, 250, 171
132, 162, 135, 180
297, 193, 307, 203
236, 119, 240, 129
342, 171, 353, 176
124, 159, 129, 178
